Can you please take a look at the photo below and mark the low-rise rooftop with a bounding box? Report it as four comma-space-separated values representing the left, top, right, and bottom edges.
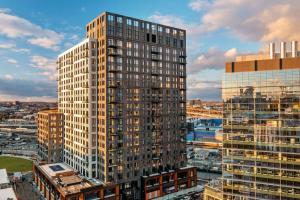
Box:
0, 187, 17, 200
0, 169, 9, 185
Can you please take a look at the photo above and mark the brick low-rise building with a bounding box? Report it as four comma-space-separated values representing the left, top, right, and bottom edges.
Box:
33, 162, 120, 200
37, 109, 63, 163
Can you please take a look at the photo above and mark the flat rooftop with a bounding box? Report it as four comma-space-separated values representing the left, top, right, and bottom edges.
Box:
37, 163, 97, 196
39, 163, 74, 178
0, 187, 17, 200
38, 109, 60, 115
0, 169, 9, 185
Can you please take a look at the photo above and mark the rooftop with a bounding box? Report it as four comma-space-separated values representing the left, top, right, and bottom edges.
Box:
0, 187, 17, 200
0, 169, 9, 185
39, 163, 74, 178
235, 41, 299, 62
37, 163, 104, 196
38, 108, 60, 115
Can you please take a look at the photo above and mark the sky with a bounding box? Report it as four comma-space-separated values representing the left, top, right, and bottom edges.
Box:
0, 0, 299, 102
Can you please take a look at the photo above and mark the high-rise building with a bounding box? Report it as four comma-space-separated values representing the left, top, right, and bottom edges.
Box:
37, 109, 63, 163
222, 41, 300, 199
57, 12, 188, 197
57, 38, 98, 178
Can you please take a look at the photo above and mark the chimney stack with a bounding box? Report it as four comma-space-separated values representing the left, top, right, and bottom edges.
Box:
292, 41, 298, 58
280, 42, 286, 58
269, 42, 275, 59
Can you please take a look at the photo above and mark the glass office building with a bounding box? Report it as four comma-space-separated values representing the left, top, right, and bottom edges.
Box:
222, 42, 300, 199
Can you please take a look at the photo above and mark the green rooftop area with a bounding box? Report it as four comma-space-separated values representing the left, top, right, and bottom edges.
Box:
0, 156, 32, 172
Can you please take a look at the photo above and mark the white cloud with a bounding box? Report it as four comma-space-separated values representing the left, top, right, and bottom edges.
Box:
0, 8, 11, 13
30, 55, 57, 80
31, 55, 56, 70
194, 0, 300, 42
148, 13, 201, 37
27, 37, 60, 51
187, 79, 221, 100
188, 47, 237, 73
188, 0, 210, 11
0, 43, 15, 49
3, 74, 14, 80
0, 9, 63, 50
152, 1, 300, 43
7, 59, 18, 65
0, 42, 30, 53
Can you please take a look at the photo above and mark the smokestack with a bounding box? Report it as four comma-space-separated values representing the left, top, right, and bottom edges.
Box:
280, 42, 286, 58
269, 42, 275, 59
292, 41, 298, 58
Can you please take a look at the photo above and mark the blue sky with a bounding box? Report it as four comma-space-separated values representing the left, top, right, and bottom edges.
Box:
0, 0, 298, 101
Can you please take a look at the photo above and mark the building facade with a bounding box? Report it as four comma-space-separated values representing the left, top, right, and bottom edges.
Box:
57, 12, 187, 198
57, 38, 98, 178
222, 41, 300, 199
37, 109, 63, 163
203, 179, 223, 200
141, 167, 197, 200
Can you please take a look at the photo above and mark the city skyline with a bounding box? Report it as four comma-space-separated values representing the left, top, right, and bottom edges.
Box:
0, 0, 299, 102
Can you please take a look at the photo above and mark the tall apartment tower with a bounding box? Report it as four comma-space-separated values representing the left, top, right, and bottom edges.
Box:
57, 38, 98, 178
37, 109, 63, 163
86, 11, 187, 190
58, 12, 187, 196
222, 41, 300, 199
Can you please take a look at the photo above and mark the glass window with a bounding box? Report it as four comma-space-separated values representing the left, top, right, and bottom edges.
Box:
108, 14, 114, 21
117, 16, 122, 23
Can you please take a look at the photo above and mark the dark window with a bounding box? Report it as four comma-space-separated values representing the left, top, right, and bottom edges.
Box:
152, 35, 156, 43
180, 40, 184, 48
147, 33, 150, 42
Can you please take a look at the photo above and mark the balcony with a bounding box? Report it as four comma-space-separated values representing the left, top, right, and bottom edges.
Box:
151, 55, 161, 61
151, 70, 159, 76
108, 49, 122, 57
108, 80, 121, 88
223, 140, 300, 149
151, 82, 160, 89
223, 155, 300, 166
223, 184, 300, 199
179, 73, 186, 78
107, 43, 118, 48
109, 112, 122, 119
151, 49, 160, 55
180, 123, 186, 130
179, 110, 185, 116
151, 97, 160, 103
108, 65, 122, 73
108, 98, 120, 104
179, 97, 185, 103
179, 60, 186, 64
226, 169, 300, 183
151, 111, 161, 117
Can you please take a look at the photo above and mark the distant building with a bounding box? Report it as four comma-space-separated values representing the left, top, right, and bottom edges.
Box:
37, 109, 63, 163
223, 41, 300, 199
188, 99, 202, 106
